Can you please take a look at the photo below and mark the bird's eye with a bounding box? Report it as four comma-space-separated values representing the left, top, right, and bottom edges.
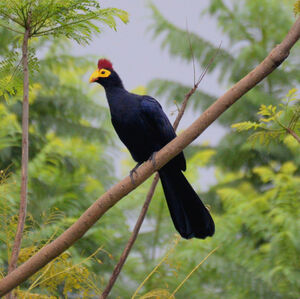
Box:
98, 68, 111, 78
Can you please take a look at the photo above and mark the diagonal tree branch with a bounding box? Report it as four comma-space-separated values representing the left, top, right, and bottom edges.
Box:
0, 16, 299, 297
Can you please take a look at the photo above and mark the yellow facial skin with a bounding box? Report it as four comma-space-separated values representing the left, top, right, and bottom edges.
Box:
89, 68, 111, 82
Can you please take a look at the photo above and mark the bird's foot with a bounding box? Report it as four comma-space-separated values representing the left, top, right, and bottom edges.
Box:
130, 162, 142, 185
148, 151, 157, 169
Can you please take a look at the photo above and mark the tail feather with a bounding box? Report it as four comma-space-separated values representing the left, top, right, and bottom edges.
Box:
159, 166, 215, 239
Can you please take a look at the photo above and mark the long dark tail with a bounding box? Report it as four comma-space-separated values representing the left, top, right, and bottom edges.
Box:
159, 166, 215, 239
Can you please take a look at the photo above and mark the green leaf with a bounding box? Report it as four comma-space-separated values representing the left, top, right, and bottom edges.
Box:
231, 121, 265, 131
253, 166, 275, 183
294, 1, 300, 16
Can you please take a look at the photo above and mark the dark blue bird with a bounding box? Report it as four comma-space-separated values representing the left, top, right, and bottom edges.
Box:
90, 59, 214, 239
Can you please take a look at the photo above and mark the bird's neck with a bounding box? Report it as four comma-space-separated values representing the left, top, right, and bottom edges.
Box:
104, 83, 124, 94
104, 84, 126, 100
104, 71, 124, 91
105, 86, 129, 116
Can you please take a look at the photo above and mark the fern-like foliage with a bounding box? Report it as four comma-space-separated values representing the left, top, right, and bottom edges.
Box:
294, 0, 300, 15
0, 49, 39, 100
0, 0, 129, 108
148, 3, 234, 78
232, 89, 300, 146
190, 162, 300, 299
0, 103, 21, 153
0, 173, 107, 298
231, 121, 265, 132
0, 52, 22, 100
0, 0, 128, 104
0, 0, 128, 44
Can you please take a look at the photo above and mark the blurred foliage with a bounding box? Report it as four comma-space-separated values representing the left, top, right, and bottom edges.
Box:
148, 0, 300, 173
0, 173, 109, 297
294, 0, 300, 15
122, 142, 300, 299
232, 89, 300, 146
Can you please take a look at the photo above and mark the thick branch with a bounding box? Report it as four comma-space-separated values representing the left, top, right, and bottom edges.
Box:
0, 16, 299, 297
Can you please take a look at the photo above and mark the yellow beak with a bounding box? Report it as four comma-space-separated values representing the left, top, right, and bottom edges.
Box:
89, 69, 100, 83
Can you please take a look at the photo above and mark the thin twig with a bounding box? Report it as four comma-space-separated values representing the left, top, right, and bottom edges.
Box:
132, 236, 181, 299
196, 42, 222, 85
29, 246, 104, 291
186, 19, 196, 86
168, 246, 219, 298
151, 197, 164, 260
0, 10, 24, 27
0, 23, 23, 34
33, 15, 96, 36
100, 44, 220, 299
100, 174, 160, 299
286, 127, 300, 143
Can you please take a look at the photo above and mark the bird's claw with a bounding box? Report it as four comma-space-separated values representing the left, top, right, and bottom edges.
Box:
148, 151, 157, 168
130, 162, 141, 185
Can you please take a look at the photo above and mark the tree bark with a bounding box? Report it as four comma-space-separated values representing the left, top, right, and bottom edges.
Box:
5, 24, 31, 299
0, 16, 299, 297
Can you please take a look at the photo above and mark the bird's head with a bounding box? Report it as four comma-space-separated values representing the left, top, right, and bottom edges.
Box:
89, 59, 123, 89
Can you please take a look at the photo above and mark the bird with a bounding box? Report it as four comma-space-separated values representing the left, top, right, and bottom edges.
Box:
89, 58, 215, 239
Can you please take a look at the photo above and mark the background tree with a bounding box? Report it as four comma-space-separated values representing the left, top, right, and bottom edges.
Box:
0, 0, 129, 297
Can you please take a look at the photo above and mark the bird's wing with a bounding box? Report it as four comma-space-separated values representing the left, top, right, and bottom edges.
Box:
141, 96, 176, 141
140, 96, 186, 171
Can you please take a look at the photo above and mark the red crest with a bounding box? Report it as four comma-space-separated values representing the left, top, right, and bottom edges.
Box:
98, 59, 113, 70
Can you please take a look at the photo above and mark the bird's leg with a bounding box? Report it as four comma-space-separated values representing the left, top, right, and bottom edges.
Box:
130, 162, 142, 185
148, 151, 157, 168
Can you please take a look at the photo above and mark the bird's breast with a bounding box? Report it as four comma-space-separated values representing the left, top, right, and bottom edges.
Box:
111, 111, 156, 163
